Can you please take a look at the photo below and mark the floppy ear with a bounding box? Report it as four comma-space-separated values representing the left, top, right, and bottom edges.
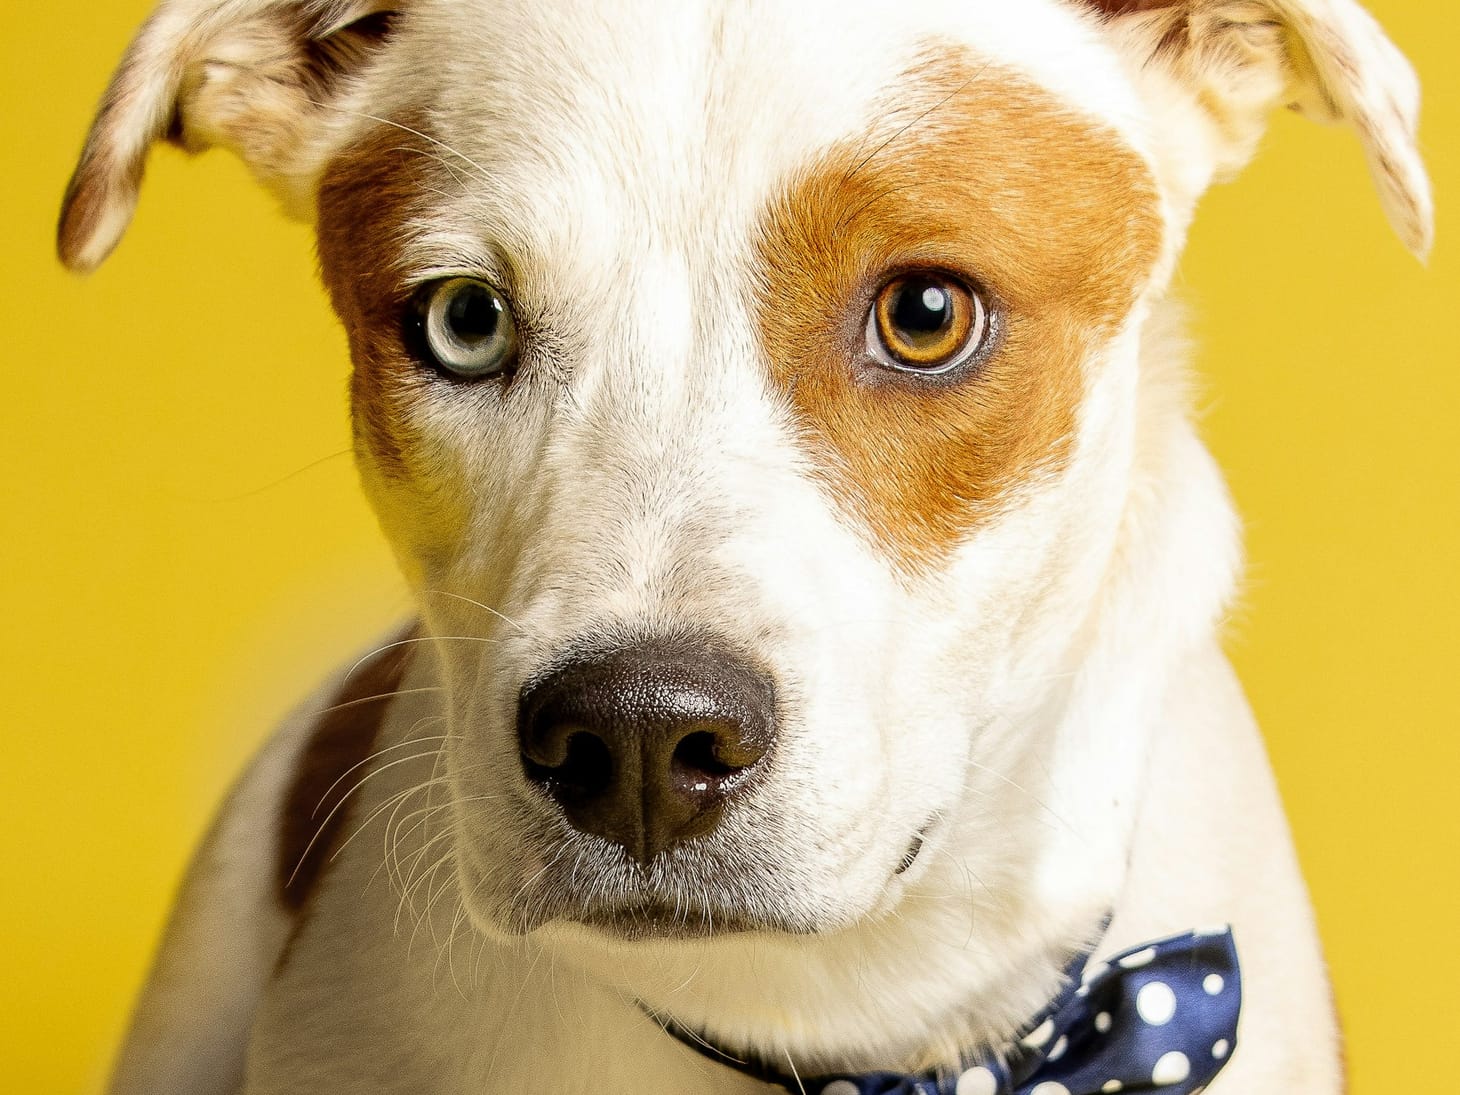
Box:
58, 0, 402, 273
1085, 0, 1432, 258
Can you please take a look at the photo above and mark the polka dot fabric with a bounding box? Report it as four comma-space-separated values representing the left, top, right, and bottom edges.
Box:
788, 929, 1242, 1095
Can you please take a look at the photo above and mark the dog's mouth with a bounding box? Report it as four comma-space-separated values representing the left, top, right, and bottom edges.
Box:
889, 815, 940, 879
467, 831, 824, 940
573, 899, 812, 941
894, 829, 926, 875
473, 808, 945, 942
526, 822, 939, 942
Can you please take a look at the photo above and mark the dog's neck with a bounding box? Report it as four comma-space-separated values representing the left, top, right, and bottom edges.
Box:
651, 924, 1241, 1095
649, 929, 1105, 1087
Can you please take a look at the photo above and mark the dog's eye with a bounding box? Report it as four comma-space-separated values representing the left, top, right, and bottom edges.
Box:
866, 273, 988, 374
418, 278, 517, 378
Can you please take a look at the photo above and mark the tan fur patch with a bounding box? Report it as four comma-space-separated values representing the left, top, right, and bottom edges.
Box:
754, 54, 1163, 570
314, 116, 475, 583
316, 119, 428, 483
278, 630, 415, 912
1085, 0, 1176, 14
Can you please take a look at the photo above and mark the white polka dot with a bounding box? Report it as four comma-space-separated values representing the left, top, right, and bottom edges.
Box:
1137, 981, 1177, 1026
1119, 947, 1157, 969
820, 1082, 859, 1095
1204, 974, 1225, 996
1046, 1035, 1068, 1062
1102, 1083, 1124, 1094
1094, 1011, 1113, 1033
1031, 1084, 1070, 1095
1082, 961, 1110, 985
956, 1066, 998, 1095
1213, 1039, 1231, 1059
1152, 1051, 1191, 1085
1194, 924, 1229, 937
1021, 1018, 1056, 1050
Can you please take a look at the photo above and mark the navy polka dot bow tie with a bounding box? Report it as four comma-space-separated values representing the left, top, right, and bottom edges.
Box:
668, 927, 1241, 1095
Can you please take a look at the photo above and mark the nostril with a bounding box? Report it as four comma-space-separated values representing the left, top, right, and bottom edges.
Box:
523, 730, 613, 799
670, 729, 738, 792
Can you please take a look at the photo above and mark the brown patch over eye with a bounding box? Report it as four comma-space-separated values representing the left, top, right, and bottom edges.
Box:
754, 53, 1164, 573
314, 114, 477, 581
316, 117, 432, 483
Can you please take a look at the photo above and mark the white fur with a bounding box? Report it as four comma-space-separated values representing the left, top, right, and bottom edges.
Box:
66, 1, 1430, 1092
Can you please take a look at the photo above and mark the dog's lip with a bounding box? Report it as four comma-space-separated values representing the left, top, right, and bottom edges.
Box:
893, 816, 940, 877
566, 900, 815, 941
894, 830, 926, 875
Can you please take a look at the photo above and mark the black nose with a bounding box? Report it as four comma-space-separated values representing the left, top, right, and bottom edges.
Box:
517, 639, 777, 862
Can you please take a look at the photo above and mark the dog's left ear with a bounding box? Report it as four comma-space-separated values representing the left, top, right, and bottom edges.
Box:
1084, 0, 1432, 258
58, 0, 402, 273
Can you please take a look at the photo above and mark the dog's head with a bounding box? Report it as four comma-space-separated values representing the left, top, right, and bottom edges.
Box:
62, 0, 1429, 1068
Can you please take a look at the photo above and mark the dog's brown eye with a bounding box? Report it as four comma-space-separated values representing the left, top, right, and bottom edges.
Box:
867, 274, 988, 373
419, 277, 517, 378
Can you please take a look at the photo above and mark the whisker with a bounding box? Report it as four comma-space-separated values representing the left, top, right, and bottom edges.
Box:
344, 774, 451, 873
384, 797, 454, 895
204, 447, 353, 502
964, 757, 1076, 837
342, 634, 504, 683
306, 686, 445, 722
782, 1049, 808, 1095
395, 145, 476, 192
288, 750, 444, 889
312, 733, 454, 818
841, 67, 984, 185
419, 588, 532, 636
306, 101, 495, 183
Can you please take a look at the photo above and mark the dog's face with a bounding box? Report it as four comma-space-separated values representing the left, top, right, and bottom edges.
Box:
318, 1, 1175, 941
61, 0, 1428, 1066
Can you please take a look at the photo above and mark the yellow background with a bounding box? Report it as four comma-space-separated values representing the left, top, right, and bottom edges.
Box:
2, 2, 1455, 1091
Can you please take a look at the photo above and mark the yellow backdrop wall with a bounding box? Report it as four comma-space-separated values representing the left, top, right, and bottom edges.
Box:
2, 3, 1455, 1091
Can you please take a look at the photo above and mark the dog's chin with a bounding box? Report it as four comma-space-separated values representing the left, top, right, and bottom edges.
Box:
460, 816, 843, 942
459, 852, 826, 942
567, 900, 816, 942
483, 890, 821, 942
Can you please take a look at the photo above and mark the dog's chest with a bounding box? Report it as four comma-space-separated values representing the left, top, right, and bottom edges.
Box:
250, 899, 757, 1094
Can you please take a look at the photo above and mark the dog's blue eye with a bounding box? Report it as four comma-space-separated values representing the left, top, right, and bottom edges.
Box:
867, 273, 989, 374
421, 278, 517, 378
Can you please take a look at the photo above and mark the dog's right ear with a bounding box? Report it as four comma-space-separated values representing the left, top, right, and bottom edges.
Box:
1081, 0, 1432, 259
58, 0, 402, 273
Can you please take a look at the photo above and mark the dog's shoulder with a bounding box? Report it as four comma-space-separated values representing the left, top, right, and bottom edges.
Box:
105, 624, 420, 1095
276, 625, 418, 914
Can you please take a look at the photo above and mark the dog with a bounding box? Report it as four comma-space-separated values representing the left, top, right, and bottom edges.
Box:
59, 0, 1431, 1092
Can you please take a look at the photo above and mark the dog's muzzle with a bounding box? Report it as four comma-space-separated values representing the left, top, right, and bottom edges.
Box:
517, 638, 777, 862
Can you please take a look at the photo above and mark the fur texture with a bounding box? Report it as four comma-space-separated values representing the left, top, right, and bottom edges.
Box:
60, 1, 1430, 1092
